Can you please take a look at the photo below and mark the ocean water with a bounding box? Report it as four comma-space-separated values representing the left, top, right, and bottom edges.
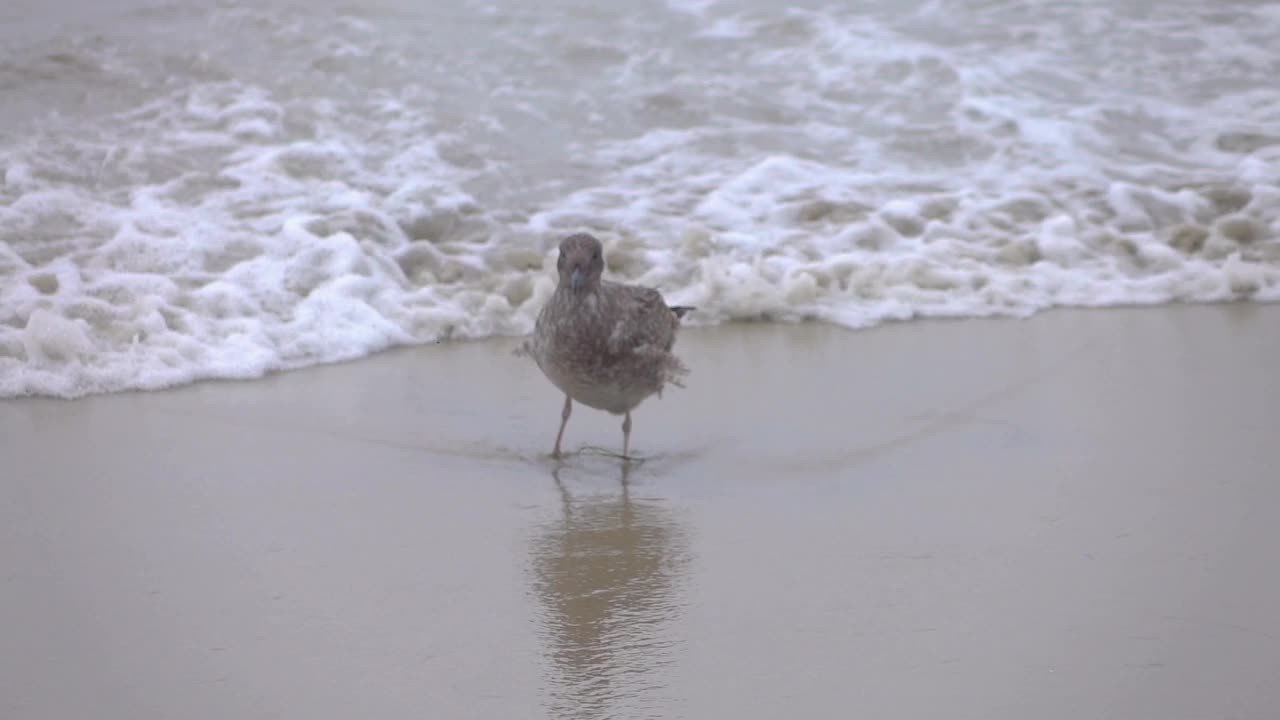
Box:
2, 0, 1277, 398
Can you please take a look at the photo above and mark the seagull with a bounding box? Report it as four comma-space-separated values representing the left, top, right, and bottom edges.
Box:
518, 232, 692, 459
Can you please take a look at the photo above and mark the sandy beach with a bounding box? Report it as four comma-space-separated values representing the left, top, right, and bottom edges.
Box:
4, 2, 1278, 717
3, 305, 1279, 719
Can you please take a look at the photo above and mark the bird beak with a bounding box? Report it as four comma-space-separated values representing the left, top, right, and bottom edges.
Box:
571, 267, 584, 293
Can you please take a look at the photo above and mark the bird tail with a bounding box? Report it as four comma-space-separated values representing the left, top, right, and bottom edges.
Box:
669, 305, 695, 320
662, 354, 690, 390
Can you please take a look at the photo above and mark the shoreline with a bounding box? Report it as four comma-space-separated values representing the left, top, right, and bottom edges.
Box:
4, 304, 1279, 720
3, 299, 1274, 402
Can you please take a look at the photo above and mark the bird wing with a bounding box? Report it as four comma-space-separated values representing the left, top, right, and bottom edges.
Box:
604, 284, 679, 357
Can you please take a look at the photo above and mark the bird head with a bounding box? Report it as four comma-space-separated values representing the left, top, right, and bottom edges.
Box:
556, 232, 605, 295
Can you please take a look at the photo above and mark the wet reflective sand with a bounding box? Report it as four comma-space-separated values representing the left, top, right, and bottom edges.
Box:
3, 306, 1279, 719
531, 461, 690, 719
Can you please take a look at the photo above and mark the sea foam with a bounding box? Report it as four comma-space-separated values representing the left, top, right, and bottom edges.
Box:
1, 1, 1277, 398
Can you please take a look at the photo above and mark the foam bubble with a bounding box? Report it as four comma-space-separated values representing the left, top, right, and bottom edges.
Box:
21, 308, 94, 363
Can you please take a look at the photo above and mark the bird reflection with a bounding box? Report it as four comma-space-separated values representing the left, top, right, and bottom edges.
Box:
529, 461, 691, 720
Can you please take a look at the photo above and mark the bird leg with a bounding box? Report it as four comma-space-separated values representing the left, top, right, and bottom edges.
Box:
552, 394, 572, 458
621, 411, 632, 459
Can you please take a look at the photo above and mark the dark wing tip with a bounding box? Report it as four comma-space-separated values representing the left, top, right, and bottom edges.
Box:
669, 306, 695, 319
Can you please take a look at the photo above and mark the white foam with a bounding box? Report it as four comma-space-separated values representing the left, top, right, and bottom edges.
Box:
21, 308, 94, 363
0, 1, 1277, 398
665, 0, 718, 17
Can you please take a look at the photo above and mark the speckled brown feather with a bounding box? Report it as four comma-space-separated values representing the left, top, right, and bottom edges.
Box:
519, 233, 690, 416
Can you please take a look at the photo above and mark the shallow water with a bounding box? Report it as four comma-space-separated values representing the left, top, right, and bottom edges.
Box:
532, 461, 691, 719
2, 0, 1278, 397
4, 308, 1279, 719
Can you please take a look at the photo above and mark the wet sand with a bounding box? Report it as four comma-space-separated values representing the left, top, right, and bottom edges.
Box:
3, 305, 1279, 720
